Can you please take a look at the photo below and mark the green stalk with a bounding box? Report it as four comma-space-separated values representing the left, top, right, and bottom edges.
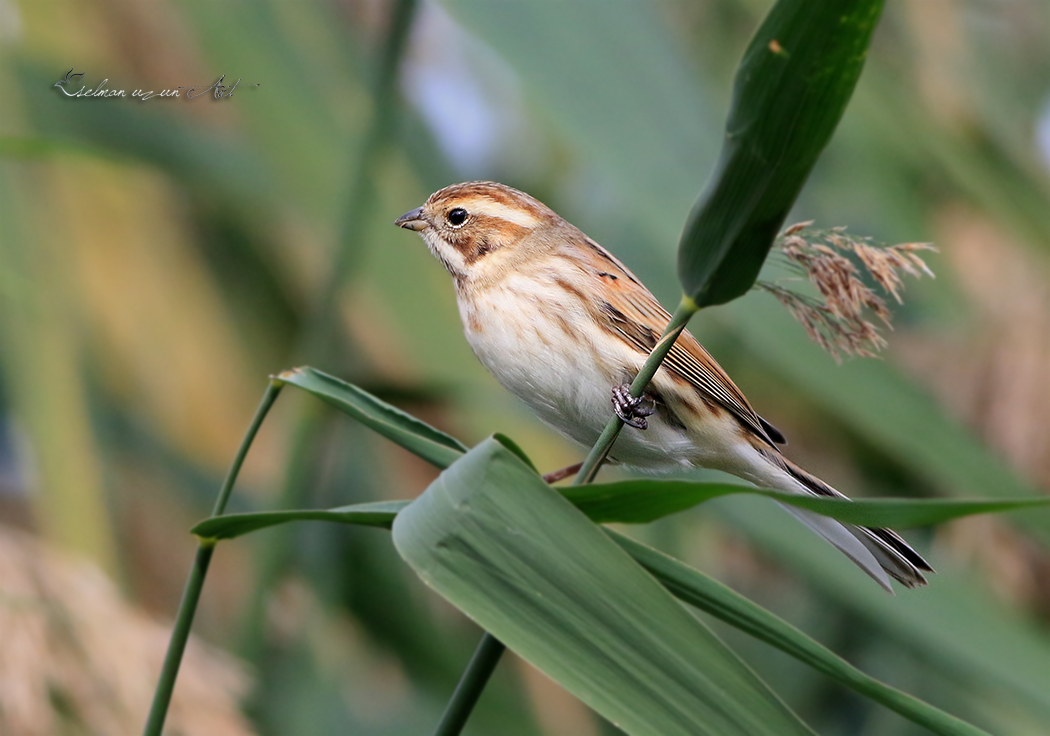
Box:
574, 297, 699, 485
142, 543, 216, 736
212, 380, 285, 517
236, 398, 326, 663
143, 380, 283, 736
433, 297, 700, 735
431, 633, 507, 736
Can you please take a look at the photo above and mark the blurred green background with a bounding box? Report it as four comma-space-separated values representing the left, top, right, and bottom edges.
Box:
1, 0, 1049, 734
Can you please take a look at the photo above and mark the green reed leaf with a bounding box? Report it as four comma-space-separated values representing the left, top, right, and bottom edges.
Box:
564, 479, 1050, 528
276, 366, 467, 469
678, 0, 884, 306
392, 437, 815, 736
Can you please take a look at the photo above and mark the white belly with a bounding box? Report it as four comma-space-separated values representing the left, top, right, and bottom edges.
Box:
456, 277, 722, 470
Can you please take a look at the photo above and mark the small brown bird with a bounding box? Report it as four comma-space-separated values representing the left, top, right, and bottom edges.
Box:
396, 181, 932, 592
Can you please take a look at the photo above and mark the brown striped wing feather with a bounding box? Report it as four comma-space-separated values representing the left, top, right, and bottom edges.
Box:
570, 238, 783, 448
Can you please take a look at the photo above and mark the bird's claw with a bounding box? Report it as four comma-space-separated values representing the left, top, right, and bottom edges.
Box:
611, 384, 656, 430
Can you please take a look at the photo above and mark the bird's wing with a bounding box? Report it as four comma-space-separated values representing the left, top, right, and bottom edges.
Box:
576, 238, 783, 447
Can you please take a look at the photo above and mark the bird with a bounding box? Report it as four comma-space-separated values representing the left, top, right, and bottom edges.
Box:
395, 180, 932, 592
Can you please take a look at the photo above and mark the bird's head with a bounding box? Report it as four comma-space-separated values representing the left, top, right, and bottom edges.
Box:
395, 181, 561, 283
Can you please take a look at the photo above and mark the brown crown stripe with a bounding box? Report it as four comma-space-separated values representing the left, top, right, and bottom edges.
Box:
428, 181, 547, 214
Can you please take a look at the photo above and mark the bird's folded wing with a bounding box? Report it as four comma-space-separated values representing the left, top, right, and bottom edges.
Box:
600, 275, 782, 448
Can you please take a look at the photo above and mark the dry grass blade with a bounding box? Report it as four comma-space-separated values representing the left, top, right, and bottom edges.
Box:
759, 225, 935, 362
0, 526, 254, 736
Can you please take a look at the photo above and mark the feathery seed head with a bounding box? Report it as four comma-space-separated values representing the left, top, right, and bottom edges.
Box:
759, 224, 936, 362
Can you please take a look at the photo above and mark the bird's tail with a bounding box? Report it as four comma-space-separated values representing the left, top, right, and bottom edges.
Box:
761, 451, 933, 592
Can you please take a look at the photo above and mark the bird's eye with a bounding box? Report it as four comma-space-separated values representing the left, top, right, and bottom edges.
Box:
447, 208, 468, 227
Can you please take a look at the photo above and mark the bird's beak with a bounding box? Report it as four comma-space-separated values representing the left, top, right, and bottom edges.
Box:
395, 207, 427, 231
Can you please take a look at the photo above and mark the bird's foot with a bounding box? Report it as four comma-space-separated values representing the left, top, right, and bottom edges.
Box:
611, 384, 656, 430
